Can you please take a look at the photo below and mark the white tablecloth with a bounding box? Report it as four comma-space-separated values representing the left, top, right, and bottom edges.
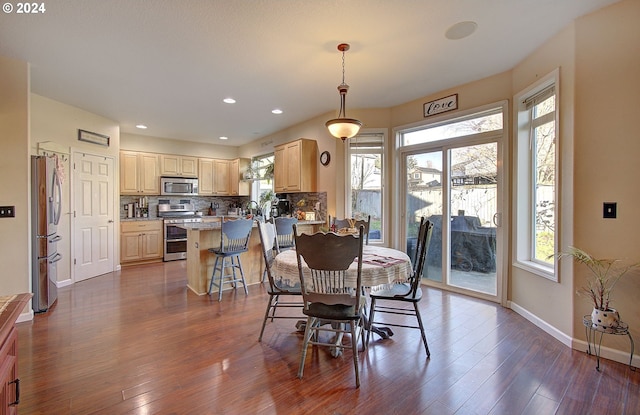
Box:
273, 245, 412, 289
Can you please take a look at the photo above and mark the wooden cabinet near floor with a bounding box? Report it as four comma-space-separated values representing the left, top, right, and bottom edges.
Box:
121, 220, 163, 265
159, 154, 198, 177
120, 151, 161, 195
274, 138, 317, 193
0, 293, 31, 415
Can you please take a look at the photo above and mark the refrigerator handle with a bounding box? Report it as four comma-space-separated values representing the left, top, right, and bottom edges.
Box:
49, 252, 63, 264
52, 166, 62, 226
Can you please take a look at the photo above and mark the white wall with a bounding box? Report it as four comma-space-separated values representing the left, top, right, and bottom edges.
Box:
121, 132, 238, 159
30, 94, 120, 283
0, 56, 30, 314
573, 0, 640, 353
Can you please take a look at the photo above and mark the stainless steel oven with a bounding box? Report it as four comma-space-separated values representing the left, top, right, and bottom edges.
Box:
159, 203, 202, 261
164, 217, 201, 261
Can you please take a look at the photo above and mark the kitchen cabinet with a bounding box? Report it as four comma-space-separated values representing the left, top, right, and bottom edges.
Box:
198, 158, 215, 195
160, 154, 198, 177
120, 151, 160, 195
274, 139, 317, 193
0, 293, 31, 415
230, 158, 250, 196
198, 158, 250, 196
121, 220, 163, 264
213, 159, 231, 195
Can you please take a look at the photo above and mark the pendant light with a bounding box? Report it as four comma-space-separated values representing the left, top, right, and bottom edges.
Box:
325, 43, 362, 141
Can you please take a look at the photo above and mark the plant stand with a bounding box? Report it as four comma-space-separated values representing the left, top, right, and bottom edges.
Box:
583, 315, 635, 371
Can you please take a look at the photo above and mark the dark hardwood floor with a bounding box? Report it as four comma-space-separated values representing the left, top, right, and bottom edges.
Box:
16, 260, 639, 414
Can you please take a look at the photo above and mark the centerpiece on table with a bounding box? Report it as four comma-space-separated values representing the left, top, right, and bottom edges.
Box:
558, 246, 640, 329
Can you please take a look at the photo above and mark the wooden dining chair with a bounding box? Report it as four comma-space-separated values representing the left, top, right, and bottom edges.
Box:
293, 224, 366, 388
329, 215, 371, 244
207, 218, 253, 301
366, 218, 434, 357
257, 221, 304, 342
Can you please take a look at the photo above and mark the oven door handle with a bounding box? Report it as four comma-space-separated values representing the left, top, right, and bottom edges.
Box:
165, 238, 188, 242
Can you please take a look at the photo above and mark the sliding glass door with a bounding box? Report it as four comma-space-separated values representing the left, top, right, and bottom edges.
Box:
400, 105, 505, 301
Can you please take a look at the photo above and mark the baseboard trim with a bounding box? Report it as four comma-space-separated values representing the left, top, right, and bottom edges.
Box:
508, 301, 573, 347
508, 301, 637, 368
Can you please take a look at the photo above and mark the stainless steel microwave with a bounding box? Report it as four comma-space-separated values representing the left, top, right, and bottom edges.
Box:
160, 177, 199, 196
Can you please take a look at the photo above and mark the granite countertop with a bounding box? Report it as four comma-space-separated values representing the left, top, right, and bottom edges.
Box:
121, 217, 163, 222
178, 219, 325, 230
121, 216, 325, 224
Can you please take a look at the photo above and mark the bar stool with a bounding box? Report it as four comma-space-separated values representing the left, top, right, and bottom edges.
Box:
274, 217, 298, 251
208, 218, 253, 301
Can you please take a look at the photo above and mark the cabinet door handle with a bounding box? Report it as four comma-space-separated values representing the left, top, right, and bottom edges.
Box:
9, 378, 19, 406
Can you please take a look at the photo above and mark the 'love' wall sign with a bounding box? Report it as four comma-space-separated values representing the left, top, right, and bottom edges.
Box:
423, 94, 458, 117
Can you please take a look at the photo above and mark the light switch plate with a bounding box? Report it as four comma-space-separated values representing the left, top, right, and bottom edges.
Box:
603, 202, 616, 219
0, 206, 15, 218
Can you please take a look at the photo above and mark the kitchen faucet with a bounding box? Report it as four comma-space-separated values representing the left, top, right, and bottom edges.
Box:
245, 200, 262, 216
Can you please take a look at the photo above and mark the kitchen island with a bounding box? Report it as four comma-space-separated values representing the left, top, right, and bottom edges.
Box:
180, 218, 323, 295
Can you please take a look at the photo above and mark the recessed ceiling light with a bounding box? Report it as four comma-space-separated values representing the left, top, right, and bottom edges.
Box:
223, 98, 236, 104
219, 136, 229, 140
272, 109, 283, 115
445, 21, 478, 40
136, 124, 148, 129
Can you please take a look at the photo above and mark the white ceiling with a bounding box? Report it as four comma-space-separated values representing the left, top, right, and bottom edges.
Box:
0, 0, 618, 146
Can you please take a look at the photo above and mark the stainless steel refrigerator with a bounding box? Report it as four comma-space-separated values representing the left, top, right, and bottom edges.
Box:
31, 155, 63, 313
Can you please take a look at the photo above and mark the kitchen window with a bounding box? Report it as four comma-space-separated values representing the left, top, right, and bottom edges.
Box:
251, 153, 275, 202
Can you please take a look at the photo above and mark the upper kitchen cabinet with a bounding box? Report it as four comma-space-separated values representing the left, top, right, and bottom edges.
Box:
274, 139, 317, 193
160, 154, 198, 177
230, 158, 250, 196
198, 158, 215, 195
120, 151, 160, 195
198, 157, 250, 196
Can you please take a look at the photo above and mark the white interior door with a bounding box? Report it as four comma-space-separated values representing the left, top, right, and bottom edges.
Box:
73, 152, 115, 281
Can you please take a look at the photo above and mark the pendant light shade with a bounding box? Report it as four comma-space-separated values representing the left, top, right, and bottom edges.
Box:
326, 43, 362, 141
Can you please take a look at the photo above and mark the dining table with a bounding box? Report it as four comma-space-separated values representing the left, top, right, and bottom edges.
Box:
273, 245, 412, 289
272, 245, 413, 349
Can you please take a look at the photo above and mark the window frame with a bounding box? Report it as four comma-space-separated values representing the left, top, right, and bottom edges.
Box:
513, 68, 560, 281
344, 129, 386, 245
250, 153, 275, 203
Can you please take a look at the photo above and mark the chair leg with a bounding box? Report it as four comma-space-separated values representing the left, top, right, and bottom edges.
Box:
258, 294, 275, 342
413, 303, 430, 357
350, 318, 360, 388
208, 256, 221, 295
269, 295, 280, 321
359, 316, 367, 351
236, 256, 249, 295
366, 298, 377, 347
298, 316, 314, 379
217, 257, 226, 302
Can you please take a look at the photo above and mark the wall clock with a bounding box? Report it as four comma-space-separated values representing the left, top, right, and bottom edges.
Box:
320, 151, 331, 166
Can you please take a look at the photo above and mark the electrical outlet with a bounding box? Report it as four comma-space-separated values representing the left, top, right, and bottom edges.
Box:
0, 206, 15, 218
603, 202, 616, 219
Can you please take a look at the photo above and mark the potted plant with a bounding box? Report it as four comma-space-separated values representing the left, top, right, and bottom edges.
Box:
259, 190, 276, 219
558, 246, 640, 328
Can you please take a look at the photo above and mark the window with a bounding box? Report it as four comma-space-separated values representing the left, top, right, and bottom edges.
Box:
402, 110, 503, 146
346, 132, 384, 243
514, 69, 558, 280
250, 153, 274, 204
